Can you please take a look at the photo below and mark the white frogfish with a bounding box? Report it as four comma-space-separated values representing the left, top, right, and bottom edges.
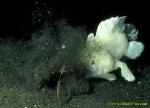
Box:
85, 16, 144, 82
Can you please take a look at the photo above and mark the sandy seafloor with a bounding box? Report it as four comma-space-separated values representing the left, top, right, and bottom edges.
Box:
0, 1, 149, 108
0, 62, 150, 108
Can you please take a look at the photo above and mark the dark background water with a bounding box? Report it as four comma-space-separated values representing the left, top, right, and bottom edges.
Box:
0, 1, 148, 36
